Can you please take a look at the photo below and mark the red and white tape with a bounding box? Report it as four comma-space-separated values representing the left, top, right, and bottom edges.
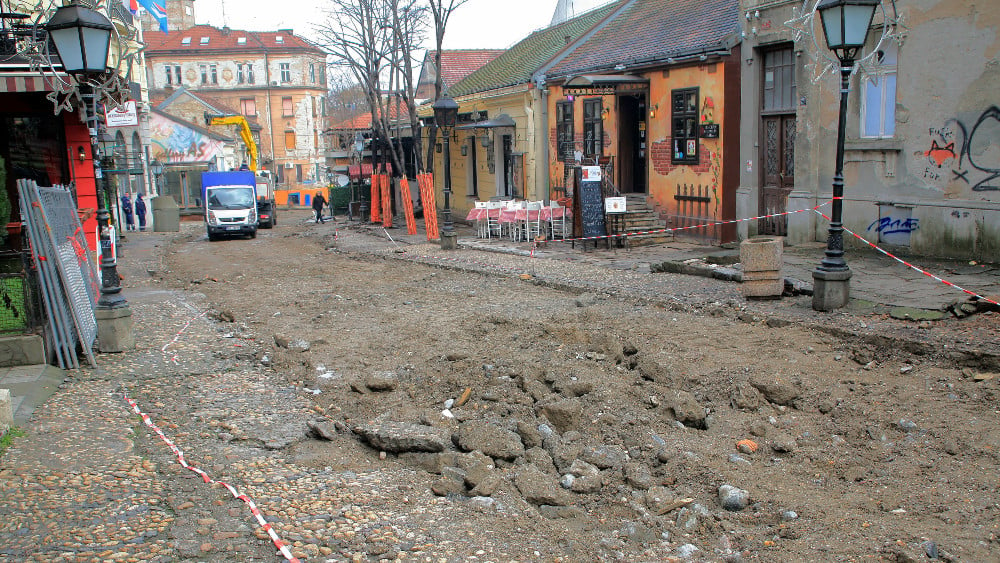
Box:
123, 391, 301, 563
161, 309, 208, 364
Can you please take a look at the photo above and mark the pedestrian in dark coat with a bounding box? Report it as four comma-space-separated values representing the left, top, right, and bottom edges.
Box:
121, 194, 135, 231
135, 193, 147, 231
312, 191, 327, 224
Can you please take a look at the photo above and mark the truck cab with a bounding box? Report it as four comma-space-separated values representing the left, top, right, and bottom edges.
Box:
202, 171, 258, 240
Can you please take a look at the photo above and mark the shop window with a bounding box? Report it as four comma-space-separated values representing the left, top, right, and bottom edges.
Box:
671, 87, 699, 164
556, 100, 574, 162
282, 96, 293, 117
285, 130, 296, 150
861, 43, 897, 138
583, 98, 603, 159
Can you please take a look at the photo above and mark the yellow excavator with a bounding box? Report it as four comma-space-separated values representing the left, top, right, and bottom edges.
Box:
204, 113, 260, 172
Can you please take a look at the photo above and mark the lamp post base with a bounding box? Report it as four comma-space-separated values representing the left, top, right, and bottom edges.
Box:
440, 231, 457, 250
96, 304, 134, 352
812, 268, 852, 311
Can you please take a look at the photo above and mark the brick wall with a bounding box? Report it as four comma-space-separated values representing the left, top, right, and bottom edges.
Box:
651, 137, 713, 176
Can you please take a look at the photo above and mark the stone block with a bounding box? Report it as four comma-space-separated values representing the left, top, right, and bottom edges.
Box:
0, 388, 11, 431
0, 335, 46, 367
96, 305, 135, 353
740, 237, 783, 299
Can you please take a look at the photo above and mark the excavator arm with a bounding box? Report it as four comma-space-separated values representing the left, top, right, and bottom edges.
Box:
204, 113, 259, 172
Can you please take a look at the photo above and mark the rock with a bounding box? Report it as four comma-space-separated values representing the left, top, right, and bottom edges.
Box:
273, 334, 290, 348
536, 505, 585, 519
675, 544, 700, 559
718, 484, 749, 511
353, 422, 449, 453
454, 421, 525, 461
730, 381, 762, 410
670, 390, 707, 429
566, 459, 600, 478
570, 474, 603, 493
634, 356, 669, 382
216, 310, 235, 322
515, 420, 543, 449
575, 293, 599, 307
749, 374, 800, 406
524, 447, 557, 474
581, 444, 627, 469
514, 465, 572, 506
364, 371, 399, 391
431, 467, 467, 496
624, 462, 653, 489
306, 420, 343, 441
770, 434, 797, 453
539, 397, 583, 434
644, 486, 674, 513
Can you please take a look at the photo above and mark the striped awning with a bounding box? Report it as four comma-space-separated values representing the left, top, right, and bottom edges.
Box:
0, 74, 60, 93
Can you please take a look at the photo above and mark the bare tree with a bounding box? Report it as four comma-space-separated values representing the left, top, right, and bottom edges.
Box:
424, 0, 470, 173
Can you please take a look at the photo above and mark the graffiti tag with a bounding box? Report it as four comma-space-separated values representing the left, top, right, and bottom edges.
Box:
925, 106, 1000, 192
868, 216, 919, 236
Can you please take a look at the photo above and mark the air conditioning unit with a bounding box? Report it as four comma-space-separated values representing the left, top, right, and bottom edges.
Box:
284, 162, 294, 169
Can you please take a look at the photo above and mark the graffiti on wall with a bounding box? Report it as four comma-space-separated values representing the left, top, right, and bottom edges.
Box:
923, 106, 1000, 192
149, 113, 225, 164
868, 215, 919, 236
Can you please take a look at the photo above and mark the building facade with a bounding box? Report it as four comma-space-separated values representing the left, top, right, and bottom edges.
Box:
738, 0, 1000, 261
144, 23, 328, 206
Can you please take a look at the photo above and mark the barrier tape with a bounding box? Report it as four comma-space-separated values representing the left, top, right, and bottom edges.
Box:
161, 309, 208, 364
813, 207, 999, 307
123, 392, 301, 563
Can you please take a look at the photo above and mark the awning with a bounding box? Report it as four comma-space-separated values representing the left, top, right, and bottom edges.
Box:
563, 74, 649, 95
0, 74, 60, 93
457, 113, 515, 130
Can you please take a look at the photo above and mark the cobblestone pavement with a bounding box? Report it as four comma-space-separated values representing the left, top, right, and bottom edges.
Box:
1, 212, 997, 563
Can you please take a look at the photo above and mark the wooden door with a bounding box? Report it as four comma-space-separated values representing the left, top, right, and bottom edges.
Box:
759, 115, 795, 235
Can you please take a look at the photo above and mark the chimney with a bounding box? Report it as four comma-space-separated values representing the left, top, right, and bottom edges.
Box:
564, 35, 571, 45
222, 26, 230, 35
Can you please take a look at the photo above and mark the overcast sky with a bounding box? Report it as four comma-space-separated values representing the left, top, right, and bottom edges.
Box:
194, 0, 610, 49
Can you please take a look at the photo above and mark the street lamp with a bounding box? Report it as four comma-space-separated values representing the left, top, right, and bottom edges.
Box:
811, 0, 878, 311
47, 2, 133, 351
432, 94, 459, 250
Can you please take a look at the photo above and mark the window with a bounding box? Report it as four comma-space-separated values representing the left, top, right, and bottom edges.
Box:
181, 37, 191, 45
320, 96, 326, 117
762, 48, 796, 112
199, 64, 208, 84
556, 101, 574, 162
199, 36, 209, 45
240, 98, 256, 116
309, 63, 315, 83
246, 63, 254, 84
583, 98, 603, 158
861, 43, 897, 138
210, 64, 218, 85
284, 130, 296, 150
237, 37, 247, 45
237, 63, 245, 84
173, 65, 181, 85
671, 88, 699, 164
275, 35, 284, 44
164, 65, 173, 85
280, 63, 291, 83
282, 96, 293, 117
296, 164, 303, 183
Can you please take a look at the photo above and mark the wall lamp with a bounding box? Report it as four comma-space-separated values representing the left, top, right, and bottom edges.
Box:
78, 146, 86, 162
649, 103, 659, 118
601, 107, 610, 120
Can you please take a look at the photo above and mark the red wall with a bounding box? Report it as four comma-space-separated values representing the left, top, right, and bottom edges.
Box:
63, 113, 99, 251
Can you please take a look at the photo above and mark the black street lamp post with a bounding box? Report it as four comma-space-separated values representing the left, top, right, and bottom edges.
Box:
47, 2, 133, 351
432, 94, 459, 250
811, 0, 879, 311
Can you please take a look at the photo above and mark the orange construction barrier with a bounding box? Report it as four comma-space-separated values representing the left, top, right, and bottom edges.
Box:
370, 174, 380, 223
420, 173, 439, 241
401, 177, 417, 235
381, 173, 392, 228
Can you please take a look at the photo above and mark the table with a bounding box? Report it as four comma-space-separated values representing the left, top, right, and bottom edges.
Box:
465, 205, 572, 240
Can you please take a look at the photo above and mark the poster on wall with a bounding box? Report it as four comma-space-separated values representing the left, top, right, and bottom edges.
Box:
149, 113, 225, 164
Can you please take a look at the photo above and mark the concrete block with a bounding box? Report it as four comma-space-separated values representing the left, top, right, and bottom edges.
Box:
0, 389, 11, 432
0, 335, 46, 367
740, 237, 784, 299
96, 305, 135, 353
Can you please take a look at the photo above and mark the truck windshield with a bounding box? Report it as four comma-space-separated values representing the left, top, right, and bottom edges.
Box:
207, 186, 255, 210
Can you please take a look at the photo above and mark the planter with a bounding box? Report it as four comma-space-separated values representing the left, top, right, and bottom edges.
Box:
740, 237, 783, 299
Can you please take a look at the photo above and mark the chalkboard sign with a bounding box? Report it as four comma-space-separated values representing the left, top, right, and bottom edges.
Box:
700, 123, 720, 138
579, 166, 606, 240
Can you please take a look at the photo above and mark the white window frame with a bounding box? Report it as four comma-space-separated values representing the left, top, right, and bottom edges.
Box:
860, 42, 897, 139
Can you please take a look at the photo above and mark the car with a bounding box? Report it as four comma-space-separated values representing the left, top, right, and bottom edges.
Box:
257, 200, 277, 229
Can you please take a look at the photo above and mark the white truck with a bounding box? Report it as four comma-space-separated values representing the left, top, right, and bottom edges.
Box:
202, 170, 258, 241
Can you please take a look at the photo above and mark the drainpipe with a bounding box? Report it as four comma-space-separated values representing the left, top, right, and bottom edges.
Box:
264, 50, 276, 179
534, 76, 550, 205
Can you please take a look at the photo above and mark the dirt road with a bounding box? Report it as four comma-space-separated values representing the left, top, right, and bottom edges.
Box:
158, 210, 1000, 561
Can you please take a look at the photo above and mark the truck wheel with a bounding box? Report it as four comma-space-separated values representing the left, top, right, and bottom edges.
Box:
207, 229, 219, 242
249, 229, 257, 239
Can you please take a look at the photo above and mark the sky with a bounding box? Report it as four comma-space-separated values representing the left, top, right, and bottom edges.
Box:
193, 0, 611, 50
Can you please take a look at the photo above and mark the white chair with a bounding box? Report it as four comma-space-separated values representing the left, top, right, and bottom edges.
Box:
504, 200, 525, 241
549, 200, 568, 239
485, 201, 503, 239
524, 201, 544, 241
473, 201, 489, 238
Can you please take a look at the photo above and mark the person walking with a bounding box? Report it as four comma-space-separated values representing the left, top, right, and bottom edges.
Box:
120, 193, 135, 231
312, 191, 327, 224
135, 193, 147, 231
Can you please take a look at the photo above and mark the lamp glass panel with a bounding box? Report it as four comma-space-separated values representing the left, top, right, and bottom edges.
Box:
820, 5, 843, 48
842, 5, 875, 46
49, 28, 85, 71
80, 27, 111, 71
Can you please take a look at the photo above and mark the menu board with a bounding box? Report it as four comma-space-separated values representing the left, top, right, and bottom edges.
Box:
579, 166, 606, 240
